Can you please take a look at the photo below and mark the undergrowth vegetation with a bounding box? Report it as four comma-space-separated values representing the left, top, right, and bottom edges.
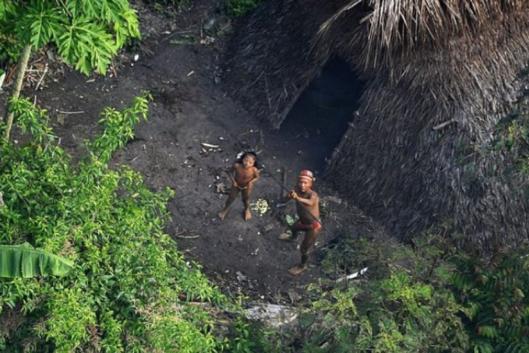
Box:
0, 94, 227, 352
226, 0, 263, 17
306, 235, 529, 353
493, 84, 529, 175
243, 233, 529, 353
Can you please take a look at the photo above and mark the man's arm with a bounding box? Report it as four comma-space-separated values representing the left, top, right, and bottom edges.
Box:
226, 163, 239, 186
249, 168, 260, 184
290, 191, 317, 207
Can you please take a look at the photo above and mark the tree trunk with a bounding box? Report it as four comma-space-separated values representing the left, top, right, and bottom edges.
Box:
3, 43, 32, 141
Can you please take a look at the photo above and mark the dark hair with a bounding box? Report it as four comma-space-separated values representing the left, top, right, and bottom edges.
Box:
236, 151, 260, 169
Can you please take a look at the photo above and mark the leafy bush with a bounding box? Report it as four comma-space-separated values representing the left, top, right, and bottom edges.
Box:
0, 94, 226, 352
279, 233, 529, 353
295, 235, 469, 353
223, 313, 286, 353
226, 0, 263, 17
452, 249, 529, 353
492, 70, 529, 174
0, 0, 140, 74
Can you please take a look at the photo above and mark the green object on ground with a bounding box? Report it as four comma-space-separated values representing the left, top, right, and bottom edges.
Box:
285, 214, 295, 226
0, 243, 73, 278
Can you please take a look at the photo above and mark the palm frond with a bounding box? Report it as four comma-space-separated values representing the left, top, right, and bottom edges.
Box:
56, 17, 117, 75
14, 2, 64, 47
0, 243, 73, 278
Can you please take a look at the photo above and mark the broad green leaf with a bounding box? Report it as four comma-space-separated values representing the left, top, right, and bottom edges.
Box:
56, 17, 117, 75
0, 243, 73, 278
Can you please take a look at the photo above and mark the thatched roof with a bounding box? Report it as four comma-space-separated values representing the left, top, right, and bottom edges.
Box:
224, 0, 529, 248
322, 0, 527, 67
223, 0, 351, 127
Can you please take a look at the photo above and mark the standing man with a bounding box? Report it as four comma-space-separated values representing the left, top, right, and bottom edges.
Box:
218, 151, 260, 221
280, 170, 322, 276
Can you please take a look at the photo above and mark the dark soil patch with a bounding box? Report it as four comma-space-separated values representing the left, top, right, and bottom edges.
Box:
0, 0, 386, 302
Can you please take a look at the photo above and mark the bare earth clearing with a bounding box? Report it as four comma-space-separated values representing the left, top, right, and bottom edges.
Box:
0, 1, 385, 303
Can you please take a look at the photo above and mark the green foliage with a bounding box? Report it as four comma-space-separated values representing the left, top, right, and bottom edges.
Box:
40, 287, 96, 353
229, 317, 257, 353
56, 17, 118, 75
9, 97, 54, 144
226, 0, 263, 17
452, 249, 529, 353
223, 314, 286, 353
0, 243, 73, 278
493, 74, 529, 175
0, 0, 140, 74
90, 93, 150, 163
147, 310, 218, 353
0, 95, 226, 352
298, 235, 469, 353
494, 117, 529, 175
291, 233, 529, 353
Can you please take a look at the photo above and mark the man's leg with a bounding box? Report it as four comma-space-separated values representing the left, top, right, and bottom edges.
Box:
289, 226, 321, 275
300, 228, 320, 265
218, 187, 239, 220
279, 221, 307, 240
241, 186, 252, 221
291, 221, 308, 239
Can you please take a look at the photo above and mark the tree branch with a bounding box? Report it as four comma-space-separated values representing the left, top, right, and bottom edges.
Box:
3, 44, 32, 142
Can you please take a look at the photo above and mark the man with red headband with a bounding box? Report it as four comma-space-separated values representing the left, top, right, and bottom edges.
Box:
280, 169, 322, 276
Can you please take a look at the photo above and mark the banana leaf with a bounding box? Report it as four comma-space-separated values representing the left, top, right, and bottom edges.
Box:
0, 243, 73, 278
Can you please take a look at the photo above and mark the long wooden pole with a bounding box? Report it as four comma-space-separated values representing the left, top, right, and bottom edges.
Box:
3, 43, 32, 141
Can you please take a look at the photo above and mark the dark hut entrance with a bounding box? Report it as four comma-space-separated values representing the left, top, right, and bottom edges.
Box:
277, 58, 364, 172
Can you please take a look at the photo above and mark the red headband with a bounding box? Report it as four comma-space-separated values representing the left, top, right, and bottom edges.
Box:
298, 170, 314, 181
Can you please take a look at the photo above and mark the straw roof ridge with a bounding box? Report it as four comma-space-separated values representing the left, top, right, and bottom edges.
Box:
318, 0, 529, 69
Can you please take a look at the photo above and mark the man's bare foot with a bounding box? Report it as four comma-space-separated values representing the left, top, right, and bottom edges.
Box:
218, 210, 228, 221
288, 265, 307, 276
243, 208, 252, 221
278, 232, 293, 240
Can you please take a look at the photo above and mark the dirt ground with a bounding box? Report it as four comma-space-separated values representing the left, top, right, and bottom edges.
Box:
0, 1, 386, 303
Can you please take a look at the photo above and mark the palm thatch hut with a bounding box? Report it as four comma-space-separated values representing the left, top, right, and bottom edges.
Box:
223, 0, 529, 249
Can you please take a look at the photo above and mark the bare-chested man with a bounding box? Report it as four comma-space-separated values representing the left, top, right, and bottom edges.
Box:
280, 169, 322, 276
218, 152, 260, 221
